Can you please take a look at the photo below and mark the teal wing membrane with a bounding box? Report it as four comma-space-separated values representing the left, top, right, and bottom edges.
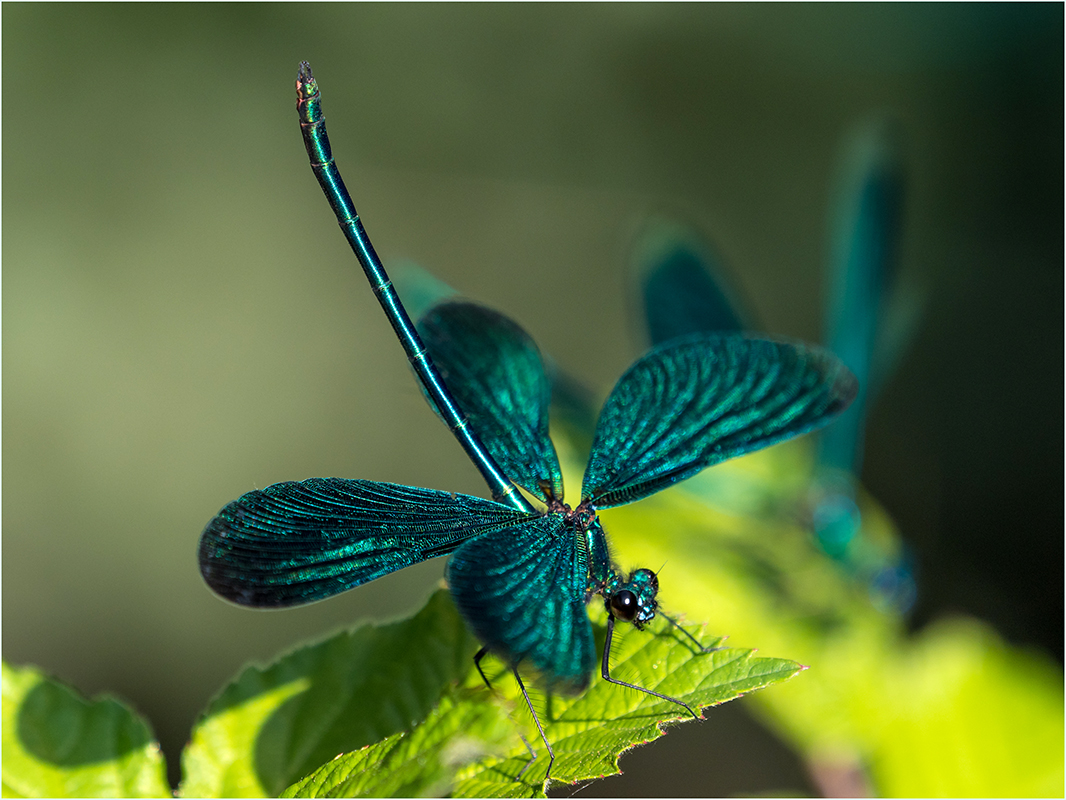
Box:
418, 301, 564, 503
582, 335, 858, 509
820, 122, 905, 474
446, 513, 596, 693
198, 478, 530, 607
391, 259, 460, 323
633, 216, 750, 342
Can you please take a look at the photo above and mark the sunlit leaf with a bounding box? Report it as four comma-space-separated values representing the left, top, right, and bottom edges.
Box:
179, 589, 478, 797
183, 583, 801, 798
1, 661, 169, 798
453, 618, 801, 798
871, 619, 1064, 798
281, 687, 512, 798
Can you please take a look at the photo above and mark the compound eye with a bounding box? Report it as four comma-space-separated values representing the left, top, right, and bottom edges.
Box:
610, 589, 638, 622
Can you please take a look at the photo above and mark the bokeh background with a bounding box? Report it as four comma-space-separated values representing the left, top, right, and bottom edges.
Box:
4, 4, 1061, 795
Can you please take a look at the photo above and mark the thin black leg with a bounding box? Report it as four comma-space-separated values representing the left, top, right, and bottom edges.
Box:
473, 646, 495, 692
600, 616, 701, 719
472, 648, 544, 783
660, 612, 726, 654
512, 667, 555, 784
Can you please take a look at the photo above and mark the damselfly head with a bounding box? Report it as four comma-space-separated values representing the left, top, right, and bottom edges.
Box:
606, 567, 659, 629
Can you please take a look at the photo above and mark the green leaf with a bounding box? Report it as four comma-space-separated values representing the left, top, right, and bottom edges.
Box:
280, 687, 513, 798
869, 618, 1064, 798
1, 661, 170, 798
184, 583, 801, 799
179, 589, 478, 797
280, 616, 799, 799
452, 614, 802, 797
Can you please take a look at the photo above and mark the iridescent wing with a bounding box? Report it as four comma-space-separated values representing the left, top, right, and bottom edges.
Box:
581, 334, 858, 508
199, 478, 531, 607
446, 513, 595, 693
391, 259, 459, 323
633, 216, 750, 343
418, 301, 564, 503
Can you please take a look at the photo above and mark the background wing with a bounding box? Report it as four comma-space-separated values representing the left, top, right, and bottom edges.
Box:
581, 334, 858, 508
819, 121, 907, 474
633, 215, 751, 343
445, 514, 595, 694
199, 478, 530, 608
418, 300, 564, 502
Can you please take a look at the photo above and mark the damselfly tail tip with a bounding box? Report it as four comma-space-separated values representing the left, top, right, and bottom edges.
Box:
296, 61, 316, 96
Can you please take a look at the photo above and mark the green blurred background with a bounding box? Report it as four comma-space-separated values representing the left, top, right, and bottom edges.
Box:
3, 4, 1061, 795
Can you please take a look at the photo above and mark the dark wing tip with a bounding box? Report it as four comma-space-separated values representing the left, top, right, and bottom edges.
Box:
197, 513, 251, 605
198, 510, 287, 608
826, 354, 860, 413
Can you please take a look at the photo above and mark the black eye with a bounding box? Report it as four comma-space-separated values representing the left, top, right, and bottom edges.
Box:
610, 589, 638, 622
